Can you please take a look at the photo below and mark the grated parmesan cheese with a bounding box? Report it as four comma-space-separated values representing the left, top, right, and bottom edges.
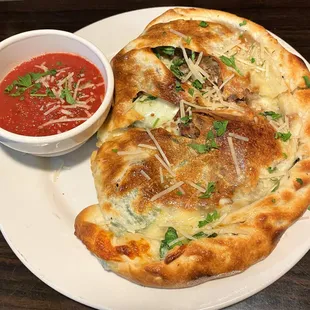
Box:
227, 136, 241, 177
146, 128, 171, 167
150, 181, 184, 202
228, 133, 249, 142
138, 144, 157, 150
141, 170, 151, 180
155, 154, 175, 177
185, 181, 205, 193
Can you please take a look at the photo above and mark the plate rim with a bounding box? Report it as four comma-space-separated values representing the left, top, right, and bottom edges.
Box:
1, 6, 310, 310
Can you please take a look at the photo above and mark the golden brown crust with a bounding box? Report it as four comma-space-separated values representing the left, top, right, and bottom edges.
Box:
74, 7, 310, 288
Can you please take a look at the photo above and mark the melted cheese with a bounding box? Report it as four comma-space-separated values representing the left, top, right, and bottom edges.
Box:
134, 96, 179, 128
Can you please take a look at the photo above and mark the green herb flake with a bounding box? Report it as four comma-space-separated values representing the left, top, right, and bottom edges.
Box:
296, 178, 303, 185
172, 58, 185, 66
19, 96, 25, 101
272, 198, 276, 203
199, 182, 216, 200
30, 69, 57, 81
191, 51, 195, 61
198, 209, 219, 227
303, 76, 310, 88
56, 61, 62, 66
267, 166, 277, 173
159, 227, 182, 258
185, 36, 192, 44
220, 55, 243, 76
112, 149, 118, 153
46, 88, 56, 98
308, 205, 310, 211
192, 232, 217, 239
175, 80, 184, 92
275, 131, 292, 142
146, 95, 157, 101
188, 88, 195, 97
170, 64, 184, 78
250, 57, 255, 63
188, 143, 207, 154
30, 83, 41, 94
213, 120, 228, 137
271, 178, 280, 192
260, 111, 282, 120
199, 21, 208, 28
160, 46, 175, 56
180, 115, 192, 125
152, 118, 160, 128
239, 20, 247, 26
206, 130, 219, 150
192, 79, 203, 90
283, 152, 288, 159
176, 190, 183, 196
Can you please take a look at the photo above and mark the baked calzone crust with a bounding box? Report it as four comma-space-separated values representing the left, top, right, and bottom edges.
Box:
75, 8, 310, 288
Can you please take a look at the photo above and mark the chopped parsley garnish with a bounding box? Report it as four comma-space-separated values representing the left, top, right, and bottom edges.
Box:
275, 131, 291, 142
303, 76, 310, 88
175, 80, 184, 92
4, 69, 56, 97
192, 79, 203, 90
188, 88, 195, 97
188, 143, 208, 154
296, 178, 303, 185
176, 190, 183, 196
185, 36, 192, 44
30, 83, 42, 94
220, 55, 243, 76
283, 152, 288, 159
260, 111, 282, 120
193, 231, 217, 239
60, 80, 76, 104
271, 178, 280, 192
180, 115, 192, 125
46, 88, 56, 98
56, 61, 62, 66
145, 95, 157, 101
152, 118, 160, 128
159, 46, 175, 56
272, 198, 276, 203
308, 205, 310, 211
250, 57, 255, 63
199, 182, 216, 200
199, 21, 208, 28
213, 120, 228, 136
191, 51, 195, 61
205, 130, 218, 149
159, 227, 182, 258
198, 209, 219, 227
172, 58, 185, 66
239, 20, 247, 26
112, 149, 118, 153
170, 64, 184, 78
267, 166, 277, 173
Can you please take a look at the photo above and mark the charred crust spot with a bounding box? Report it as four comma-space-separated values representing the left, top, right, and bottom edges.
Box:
164, 245, 187, 264
271, 229, 284, 244
116, 240, 150, 259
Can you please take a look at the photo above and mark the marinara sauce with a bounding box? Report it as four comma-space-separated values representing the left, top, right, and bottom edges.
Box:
0, 53, 105, 136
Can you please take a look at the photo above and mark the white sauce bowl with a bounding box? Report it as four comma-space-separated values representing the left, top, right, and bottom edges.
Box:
0, 30, 114, 156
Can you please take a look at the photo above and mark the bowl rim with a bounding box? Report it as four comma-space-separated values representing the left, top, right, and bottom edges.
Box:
0, 29, 114, 144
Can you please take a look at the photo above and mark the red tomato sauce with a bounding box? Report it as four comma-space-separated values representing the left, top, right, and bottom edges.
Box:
0, 53, 105, 136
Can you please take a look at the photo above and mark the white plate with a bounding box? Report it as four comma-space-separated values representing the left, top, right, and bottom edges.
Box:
1, 7, 310, 310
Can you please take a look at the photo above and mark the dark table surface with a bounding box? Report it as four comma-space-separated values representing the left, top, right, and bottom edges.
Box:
0, 1, 309, 309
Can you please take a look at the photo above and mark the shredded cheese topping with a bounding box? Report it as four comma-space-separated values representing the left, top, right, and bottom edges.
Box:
155, 154, 175, 177
150, 181, 184, 202
228, 133, 249, 142
140, 170, 151, 180
185, 181, 206, 193
227, 136, 241, 177
146, 128, 171, 167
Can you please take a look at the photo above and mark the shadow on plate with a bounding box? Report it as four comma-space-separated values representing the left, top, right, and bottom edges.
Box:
0, 135, 98, 171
